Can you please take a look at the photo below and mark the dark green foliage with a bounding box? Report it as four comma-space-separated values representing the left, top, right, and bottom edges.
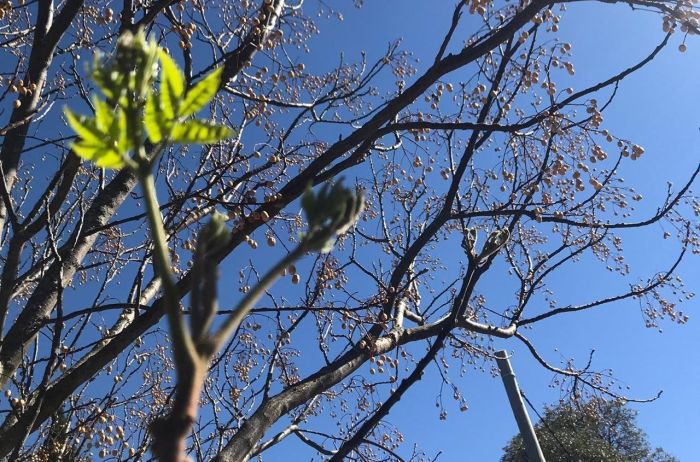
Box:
501, 399, 678, 462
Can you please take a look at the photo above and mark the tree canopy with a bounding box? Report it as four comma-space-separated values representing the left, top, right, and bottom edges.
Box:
501, 399, 679, 462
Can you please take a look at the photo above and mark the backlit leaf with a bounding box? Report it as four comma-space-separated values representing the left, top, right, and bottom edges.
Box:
145, 91, 166, 143
158, 49, 184, 122
171, 120, 233, 144
70, 141, 125, 169
64, 108, 103, 145
180, 67, 222, 117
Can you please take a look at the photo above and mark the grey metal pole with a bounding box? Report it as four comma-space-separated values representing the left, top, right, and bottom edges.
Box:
494, 350, 546, 462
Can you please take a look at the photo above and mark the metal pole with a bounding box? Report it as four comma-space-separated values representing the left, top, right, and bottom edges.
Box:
494, 350, 546, 462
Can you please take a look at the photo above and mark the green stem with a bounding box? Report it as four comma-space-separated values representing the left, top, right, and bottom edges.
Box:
138, 166, 198, 368
208, 242, 307, 353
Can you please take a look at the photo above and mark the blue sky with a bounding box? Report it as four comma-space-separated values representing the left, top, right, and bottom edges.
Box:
4, 1, 696, 460
273, 2, 700, 460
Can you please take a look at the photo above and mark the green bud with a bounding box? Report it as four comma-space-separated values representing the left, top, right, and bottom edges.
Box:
91, 28, 159, 106
301, 180, 364, 253
190, 212, 230, 342
462, 227, 478, 255
477, 228, 510, 262
197, 211, 231, 254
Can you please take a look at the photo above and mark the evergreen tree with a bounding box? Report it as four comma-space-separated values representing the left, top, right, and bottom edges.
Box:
501, 399, 678, 462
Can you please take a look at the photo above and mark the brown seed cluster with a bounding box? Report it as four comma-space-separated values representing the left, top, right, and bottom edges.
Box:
174, 22, 197, 49
0, 0, 13, 20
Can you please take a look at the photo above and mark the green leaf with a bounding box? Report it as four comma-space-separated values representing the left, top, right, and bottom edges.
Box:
90, 51, 118, 102
93, 98, 114, 133
171, 120, 233, 144
70, 141, 125, 169
144, 91, 166, 143
116, 107, 131, 154
158, 50, 185, 96
93, 98, 123, 148
65, 106, 127, 169
180, 67, 222, 117
158, 49, 184, 122
64, 108, 103, 145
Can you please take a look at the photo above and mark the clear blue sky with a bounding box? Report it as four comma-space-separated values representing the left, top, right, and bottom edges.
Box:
22, 2, 697, 460
65, 3, 697, 460
256, 2, 700, 460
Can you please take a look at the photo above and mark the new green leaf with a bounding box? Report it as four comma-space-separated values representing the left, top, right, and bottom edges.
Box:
145, 91, 166, 143
180, 67, 223, 117
64, 108, 104, 146
171, 120, 233, 144
158, 49, 185, 122
65, 107, 127, 169
71, 142, 125, 169
93, 98, 115, 136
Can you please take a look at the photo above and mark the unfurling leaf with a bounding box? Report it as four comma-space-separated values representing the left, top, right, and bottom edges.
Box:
180, 67, 223, 118
64, 108, 104, 145
65, 30, 234, 171
71, 142, 125, 169
64, 107, 126, 169
171, 120, 234, 144
301, 179, 364, 253
158, 49, 185, 122
144, 91, 166, 143
477, 228, 510, 262
190, 212, 230, 341
92, 29, 159, 105
462, 227, 478, 256
90, 51, 117, 102
93, 98, 115, 134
